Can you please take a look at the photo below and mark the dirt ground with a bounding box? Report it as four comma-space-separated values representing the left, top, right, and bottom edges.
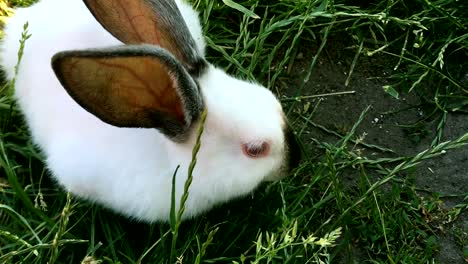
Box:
281, 37, 467, 263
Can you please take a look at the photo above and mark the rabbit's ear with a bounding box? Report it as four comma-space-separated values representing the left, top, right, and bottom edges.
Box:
83, 0, 204, 73
51, 45, 203, 140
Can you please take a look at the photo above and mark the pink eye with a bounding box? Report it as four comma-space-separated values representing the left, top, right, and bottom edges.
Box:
242, 141, 270, 158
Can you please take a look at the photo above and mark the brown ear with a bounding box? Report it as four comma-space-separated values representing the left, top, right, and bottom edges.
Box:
51, 45, 203, 139
83, 0, 202, 71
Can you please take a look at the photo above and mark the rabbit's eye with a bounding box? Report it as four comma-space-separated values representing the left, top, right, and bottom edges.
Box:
242, 141, 270, 159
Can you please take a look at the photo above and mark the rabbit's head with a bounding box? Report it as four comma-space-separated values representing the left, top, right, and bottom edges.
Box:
51, 0, 300, 213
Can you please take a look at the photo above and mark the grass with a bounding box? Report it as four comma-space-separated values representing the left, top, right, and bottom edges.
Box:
1, 0, 467, 263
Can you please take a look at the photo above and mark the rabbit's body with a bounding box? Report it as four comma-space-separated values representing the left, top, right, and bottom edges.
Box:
1, 0, 299, 222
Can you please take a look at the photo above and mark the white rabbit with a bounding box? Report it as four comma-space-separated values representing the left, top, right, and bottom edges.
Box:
1, 0, 300, 222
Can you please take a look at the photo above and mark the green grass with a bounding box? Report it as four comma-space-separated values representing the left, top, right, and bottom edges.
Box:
1, 0, 468, 263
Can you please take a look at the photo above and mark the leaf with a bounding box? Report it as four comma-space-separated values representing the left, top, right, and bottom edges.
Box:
169, 165, 180, 232
222, 0, 260, 19
383, 85, 399, 99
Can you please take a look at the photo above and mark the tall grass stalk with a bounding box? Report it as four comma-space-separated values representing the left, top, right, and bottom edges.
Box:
170, 110, 208, 264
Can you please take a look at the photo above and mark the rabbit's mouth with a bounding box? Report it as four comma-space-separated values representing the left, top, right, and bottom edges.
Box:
264, 171, 285, 182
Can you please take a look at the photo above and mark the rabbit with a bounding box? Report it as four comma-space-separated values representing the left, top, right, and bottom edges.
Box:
0, 0, 301, 222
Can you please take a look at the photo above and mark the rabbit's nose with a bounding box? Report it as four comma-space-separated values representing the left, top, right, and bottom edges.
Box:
285, 125, 302, 171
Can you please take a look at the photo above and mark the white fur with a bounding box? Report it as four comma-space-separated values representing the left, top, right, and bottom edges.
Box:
1, 0, 287, 222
